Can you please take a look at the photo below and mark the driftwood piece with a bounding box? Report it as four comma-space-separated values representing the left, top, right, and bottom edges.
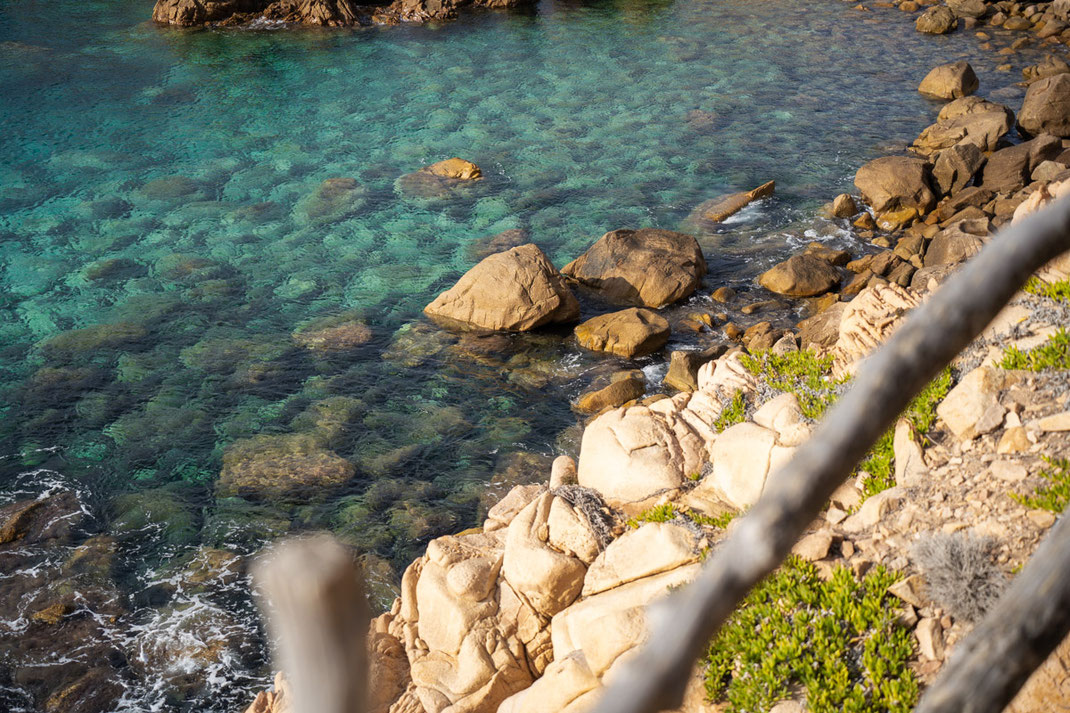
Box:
915, 503, 1070, 713
253, 534, 369, 713
588, 198, 1070, 713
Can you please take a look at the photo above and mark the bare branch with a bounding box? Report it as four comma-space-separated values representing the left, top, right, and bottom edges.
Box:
253, 534, 369, 713
589, 198, 1070, 713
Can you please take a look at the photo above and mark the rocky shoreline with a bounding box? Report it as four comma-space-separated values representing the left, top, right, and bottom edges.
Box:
150, 0, 532, 28
236, 19, 1070, 709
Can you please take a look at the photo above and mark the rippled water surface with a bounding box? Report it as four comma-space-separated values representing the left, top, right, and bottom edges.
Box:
0, 0, 1050, 709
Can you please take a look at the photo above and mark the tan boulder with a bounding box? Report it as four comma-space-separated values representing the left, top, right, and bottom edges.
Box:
936, 366, 1005, 440
497, 651, 601, 713
919, 61, 978, 100
913, 104, 1014, 156
916, 5, 957, 33
924, 220, 987, 268
893, 418, 927, 487
502, 493, 587, 617
854, 156, 936, 214
582, 522, 699, 596
707, 421, 794, 509
831, 193, 858, 218
424, 244, 579, 332
576, 402, 706, 506
758, 254, 840, 297
574, 308, 670, 358
932, 142, 984, 195
982, 134, 1062, 193
484, 484, 545, 532
692, 180, 776, 222
424, 158, 482, 180
574, 373, 646, 413
562, 229, 706, 308
1019, 74, 1070, 138
547, 497, 602, 564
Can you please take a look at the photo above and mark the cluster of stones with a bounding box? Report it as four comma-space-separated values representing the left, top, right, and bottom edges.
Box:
151, 0, 532, 27
879, 0, 1070, 45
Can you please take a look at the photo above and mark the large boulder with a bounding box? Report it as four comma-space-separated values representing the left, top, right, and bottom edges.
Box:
830, 283, 920, 377
916, 5, 957, 33
936, 366, 1005, 441
924, 220, 987, 268
947, 0, 986, 18
217, 434, 356, 498
424, 244, 579, 332
562, 229, 706, 308
918, 61, 978, 100
577, 401, 706, 506
758, 254, 840, 297
982, 134, 1062, 193
913, 98, 1014, 156
854, 156, 937, 214
932, 142, 985, 195
1019, 74, 1070, 138
574, 308, 670, 358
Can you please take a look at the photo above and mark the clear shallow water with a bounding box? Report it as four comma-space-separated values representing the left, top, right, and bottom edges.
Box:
0, 0, 1052, 709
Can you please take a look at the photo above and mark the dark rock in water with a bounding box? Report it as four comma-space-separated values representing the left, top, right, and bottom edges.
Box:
466, 228, 530, 262
217, 433, 356, 498
37, 667, 125, 713
293, 177, 365, 225
292, 311, 373, 352
0, 492, 85, 547
562, 228, 706, 308
40, 323, 147, 360
138, 175, 202, 200
664, 346, 725, 392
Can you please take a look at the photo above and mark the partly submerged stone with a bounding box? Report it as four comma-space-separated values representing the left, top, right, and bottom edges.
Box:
916, 5, 957, 33
692, 180, 775, 223
918, 61, 978, 100
562, 228, 706, 308
854, 156, 936, 214
573, 308, 670, 358
574, 372, 646, 414
758, 254, 840, 298
424, 244, 579, 332
424, 157, 482, 180
217, 433, 355, 498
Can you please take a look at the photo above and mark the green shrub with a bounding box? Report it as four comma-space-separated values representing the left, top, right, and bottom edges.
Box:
1024, 276, 1070, 302
1000, 328, 1070, 371
714, 392, 747, 432
703, 557, 917, 713
740, 350, 846, 420
1012, 455, 1070, 513
626, 503, 735, 530
860, 368, 952, 498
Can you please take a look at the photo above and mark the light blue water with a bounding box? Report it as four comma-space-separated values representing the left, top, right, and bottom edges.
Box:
0, 0, 1047, 709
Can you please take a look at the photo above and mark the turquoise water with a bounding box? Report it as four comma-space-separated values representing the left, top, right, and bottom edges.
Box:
0, 0, 1046, 709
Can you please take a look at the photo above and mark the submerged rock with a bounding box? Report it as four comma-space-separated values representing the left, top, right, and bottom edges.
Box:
562, 228, 706, 308
573, 308, 670, 358
292, 311, 373, 351
424, 244, 579, 332
396, 158, 483, 199
217, 433, 356, 498
293, 177, 365, 225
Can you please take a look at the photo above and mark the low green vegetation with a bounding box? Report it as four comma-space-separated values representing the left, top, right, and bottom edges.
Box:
1000, 328, 1070, 371
1011, 455, 1070, 513
740, 350, 846, 420
714, 392, 747, 432
1024, 275, 1070, 302
625, 503, 736, 530
703, 557, 917, 713
859, 368, 952, 498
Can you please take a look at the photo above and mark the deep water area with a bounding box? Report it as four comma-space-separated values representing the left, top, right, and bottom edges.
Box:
0, 0, 1052, 709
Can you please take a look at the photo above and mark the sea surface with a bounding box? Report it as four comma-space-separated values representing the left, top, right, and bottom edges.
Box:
0, 0, 1049, 709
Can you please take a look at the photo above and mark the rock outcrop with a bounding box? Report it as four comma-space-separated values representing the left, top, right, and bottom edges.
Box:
152, 0, 532, 27
562, 229, 706, 308
854, 156, 937, 214
689, 180, 776, 223
424, 244, 580, 332
758, 254, 840, 297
